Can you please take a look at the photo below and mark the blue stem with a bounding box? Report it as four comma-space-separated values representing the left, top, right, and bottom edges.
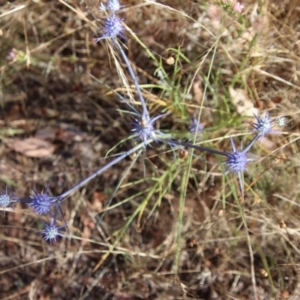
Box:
162, 138, 228, 157
58, 139, 153, 200
243, 134, 260, 153
115, 39, 149, 121
165, 134, 261, 158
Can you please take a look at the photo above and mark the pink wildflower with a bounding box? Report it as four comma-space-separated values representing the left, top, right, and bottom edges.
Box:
7, 49, 17, 60
233, 2, 244, 13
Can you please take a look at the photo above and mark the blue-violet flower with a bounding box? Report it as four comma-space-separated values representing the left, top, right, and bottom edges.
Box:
0, 187, 17, 211
107, 0, 121, 11
250, 112, 277, 140
95, 14, 124, 42
190, 116, 203, 137
0, 192, 11, 208
43, 217, 64, 242
28, 187, 57, 215
131, 114, 166, 144
224, 137, 257, 195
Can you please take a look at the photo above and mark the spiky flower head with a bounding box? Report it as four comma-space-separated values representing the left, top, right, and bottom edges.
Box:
225, 138, 250, 174
43, 217, 64, 242
95, 14, 124, 42
131, 114, 166, 144
250, 112, 277, 140
28, 186, 57, 215
106, 0, 121, 11
224, 137, 256, 196
99, 0, 121, 12
0, 192, 10, 208
190, 116, 203, 135
0, 187, 17, 211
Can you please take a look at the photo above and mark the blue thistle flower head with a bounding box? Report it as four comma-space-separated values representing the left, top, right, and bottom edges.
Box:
106, 0, 121, 11
43, 217, 64, 242
0, 187, 18, 210
131, 114, 166, 144
225, 149, 248, 174
225, 137, 255, 174
100, 0, 121, 12
190, 116, 203, 134
0, 192, 11, 208
224, 137, 256, 196
250, 112, 277, 139
95, 14, 125, 42
28, 186, 57, 215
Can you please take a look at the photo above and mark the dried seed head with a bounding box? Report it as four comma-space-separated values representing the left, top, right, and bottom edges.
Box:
259, 268, 268, 278
218, 209, 225, 217
279, 219, 286, 229
178, 149, 189, 159
166, 56, 175, 65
